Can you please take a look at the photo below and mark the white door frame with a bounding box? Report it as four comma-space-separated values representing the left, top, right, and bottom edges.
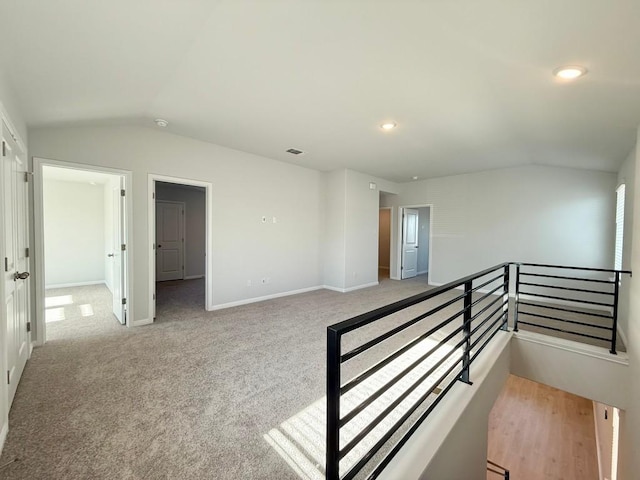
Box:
155, 200, 186, 282
396, 204, 434, 284
33, 157, 134, 344
148, 174, 213, 319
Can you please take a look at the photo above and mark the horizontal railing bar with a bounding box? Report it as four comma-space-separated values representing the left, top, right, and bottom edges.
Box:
487, 459, 508, 470
518, 301, 612, 319
470, 300, 509, 337
519, 281, 614, 296
470, 292, 507, 324
520, 291, 613, 307
520, 272, 614, 285
470, 312, 506, 352
341, 356, 464, 480
519, 311, 613, 331
340, 306, 467, 395
487, 467, 505, 476
469, 315, 508, 364
517, 320, 611, 342
338, 339, 466, 460
330, 263, 509, 335
516, 262, 631, 275
471, 273, 504, 294
340, 290, 467, 363
469, 281, 508, 310
339, 326, 464, 428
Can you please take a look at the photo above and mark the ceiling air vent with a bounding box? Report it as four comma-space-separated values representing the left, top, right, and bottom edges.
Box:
286, 148, 304, 155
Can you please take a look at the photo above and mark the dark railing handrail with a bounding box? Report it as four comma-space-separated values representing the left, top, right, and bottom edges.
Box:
329, 262, 510, 335
327, 262, 631, 480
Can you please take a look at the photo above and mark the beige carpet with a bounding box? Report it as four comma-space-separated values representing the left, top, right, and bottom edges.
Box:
0, 277, 452, 479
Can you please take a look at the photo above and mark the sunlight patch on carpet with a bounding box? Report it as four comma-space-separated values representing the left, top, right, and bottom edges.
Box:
265, 337, 461, 479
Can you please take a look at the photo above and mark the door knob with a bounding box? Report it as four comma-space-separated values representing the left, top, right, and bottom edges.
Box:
107, 253, 114, 257
14, 271, 30, 281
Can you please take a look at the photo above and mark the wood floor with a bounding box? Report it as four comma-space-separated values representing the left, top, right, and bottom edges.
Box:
487, 375, 599, 480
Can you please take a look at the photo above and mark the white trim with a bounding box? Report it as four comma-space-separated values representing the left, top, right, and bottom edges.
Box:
0, 102, 26, 153
0, 421, 7, 456
184, 275, 205, 280
617, 327, 628, 352
132, 318, 153, 327
211, 286, 324, 311
149, 174, 214, 320
33, 157, 134, 344
593, 402, 604, 480
45, 280, 106, 289
323, 281, 379, 293
513, 330, 629, 365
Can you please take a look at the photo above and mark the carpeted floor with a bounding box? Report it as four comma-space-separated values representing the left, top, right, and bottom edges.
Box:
0, 277, 449, 480
0, 276, 620, 479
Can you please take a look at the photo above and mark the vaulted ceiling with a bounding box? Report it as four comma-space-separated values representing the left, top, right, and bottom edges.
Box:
1, 0, 639, 182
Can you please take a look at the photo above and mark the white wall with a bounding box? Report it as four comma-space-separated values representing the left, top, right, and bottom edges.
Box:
617, 147, 635, 344
30, 125, 325, 319
384, 165, 616, 284
43, 179, 105, 287
619, 129, 640, 480
155, 182, 206, 279
417, 207, 430, 274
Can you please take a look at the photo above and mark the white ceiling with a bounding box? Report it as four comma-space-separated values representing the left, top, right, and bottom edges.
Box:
2, 1, 640, 182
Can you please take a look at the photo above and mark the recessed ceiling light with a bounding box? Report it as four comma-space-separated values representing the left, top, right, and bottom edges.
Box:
553, 66, 587, 80
380, 122, 397, 131
155, 118, 169, 127
89, 181, 97, 185
412, 176, 418, 180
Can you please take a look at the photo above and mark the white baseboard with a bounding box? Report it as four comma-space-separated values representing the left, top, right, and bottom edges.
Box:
45, 280, 106, 289
211, 286, 324, 311
323, 281, 379, 293
184, 275, 205, 280
132, 318, 153, 327
379, 266, 390, 271
0, 420, 8, 457
417, 270, 428, 275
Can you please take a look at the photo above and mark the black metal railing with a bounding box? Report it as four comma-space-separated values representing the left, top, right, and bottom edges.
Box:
514, 263, 632, 354
487, 459, 510, 479
326, 263, 510, 480
326, 262, 631, 480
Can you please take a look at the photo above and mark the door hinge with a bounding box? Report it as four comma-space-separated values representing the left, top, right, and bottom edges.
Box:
1, 141, 6, 157
4, 257, 7, 272
121, 189, 125, 197
152, 192, 155, 199
121, 244, 126, 251
6, 370, 9, 385
153, 293, 156, 300
122, 298, 127, 305
25, 247, 29, 258
26, 321, 31, 333
24, 171, 29, 182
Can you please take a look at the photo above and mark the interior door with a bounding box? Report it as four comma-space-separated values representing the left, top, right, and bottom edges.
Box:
156, 201, 184, 282
401, 208, 419, 279
111, 177, 126, 324
2, 124, 30, 406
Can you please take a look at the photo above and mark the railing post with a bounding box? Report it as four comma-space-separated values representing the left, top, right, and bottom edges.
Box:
326, 327, 341, 480
501, 265, 509, 331
459, 280, 473, 384
513, 264, 520, 332
611, 271, 620, 355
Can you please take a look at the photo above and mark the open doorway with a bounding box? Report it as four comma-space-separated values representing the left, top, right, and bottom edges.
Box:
33, 160, 132, 343
378, 207, 392, 281
149, 175, 213, 322
399, 205, 432, 283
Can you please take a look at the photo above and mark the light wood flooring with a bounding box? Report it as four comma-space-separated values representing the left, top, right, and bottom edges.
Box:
487, 375, 599, 480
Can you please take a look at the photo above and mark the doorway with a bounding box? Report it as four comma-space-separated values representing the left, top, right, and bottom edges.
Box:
33, 158, 132, 344
148, 175, 213, 321
378, 207, 391, 281
399, 205, 432, 283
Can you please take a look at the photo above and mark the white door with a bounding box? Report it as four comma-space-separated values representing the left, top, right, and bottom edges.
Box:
156, 201, 184, 282
110, 177, 126, 324
401, 208, 419, 279
2, 124, 30, 406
